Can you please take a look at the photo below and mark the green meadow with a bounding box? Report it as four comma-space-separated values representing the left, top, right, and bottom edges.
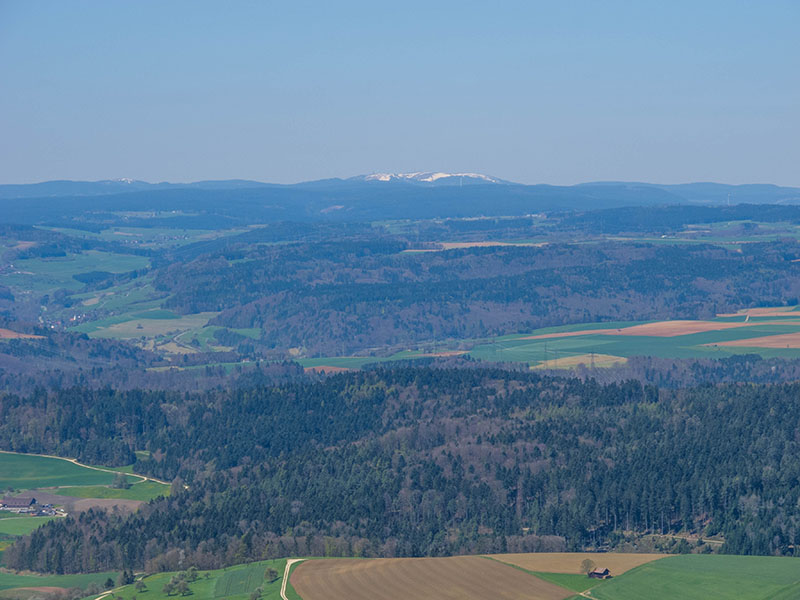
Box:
0, 451, 168, 499
0, 571, 119, 593
0, 517, 58, 537
0, 452, 116, 490
1, 251, 149, 293
110, 559, 295, 600
55, 480, 168, 502
588, 554, 800, 600
469, 318, 800, 366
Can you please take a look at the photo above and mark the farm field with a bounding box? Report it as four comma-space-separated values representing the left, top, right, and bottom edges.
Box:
0, 517, 58, 537
0, 251, 149, 293
55, 480, 168, 502
0, 451, 118, 490
469, 307, 800, 367
110, 559, 293, 600
588, 554, 800, 600
303, 307, 800, 372
290, 556, 574, 600
488, 552, 665, 575
42, 225, 252, 249
0, 451, 168, 501
0, 571, 119, 594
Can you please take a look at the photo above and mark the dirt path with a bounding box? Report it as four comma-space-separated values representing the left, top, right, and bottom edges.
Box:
0, 449, 171, 486
281, 559, 304, 600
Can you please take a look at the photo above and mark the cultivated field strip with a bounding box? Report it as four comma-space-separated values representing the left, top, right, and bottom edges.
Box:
488, 552, 666, 575
290, 556, 573, 600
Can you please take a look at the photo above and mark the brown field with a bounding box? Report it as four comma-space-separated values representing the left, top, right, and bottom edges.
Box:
709, 331, 800, 349
532, 353, 627, 370
0, 587, 68, 600
488, 552, 666, 575
304, 365, 354, 374
0, 328, 45, 340
11, 241, 36, 250
291, 556, 573, 600
71, 498, 142, 512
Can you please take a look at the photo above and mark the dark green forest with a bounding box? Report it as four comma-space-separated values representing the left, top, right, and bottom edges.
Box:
5, 367, 800, 573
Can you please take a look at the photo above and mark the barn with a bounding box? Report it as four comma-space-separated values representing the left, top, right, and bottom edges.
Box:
588, 567, 611, 579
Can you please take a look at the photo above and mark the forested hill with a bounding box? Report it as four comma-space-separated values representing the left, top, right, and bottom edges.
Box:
6, 367, 800, 573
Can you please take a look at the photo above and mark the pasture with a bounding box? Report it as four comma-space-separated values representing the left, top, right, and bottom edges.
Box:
109, 559, 291, 600
0, 517, 58, 537
0, 571, 119, 594
469, 308, 800, 367
0, 452, 117, 490
55, 480, 168, 502
589, 554, 800, 600
43, 225, 251, 250
0, 251, 149, 293
290, 556, 574, 600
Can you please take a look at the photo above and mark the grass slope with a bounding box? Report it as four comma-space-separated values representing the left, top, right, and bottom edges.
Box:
0, 517, 58, 537
111, 560, 293, 600
0, 571, 118, 592
0, 452, 115, 490
0, 251, 149, 293
590, 554, 800, 600
55, 481, 168, 501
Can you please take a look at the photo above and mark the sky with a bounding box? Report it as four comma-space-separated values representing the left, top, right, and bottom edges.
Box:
1, 1, 798, 186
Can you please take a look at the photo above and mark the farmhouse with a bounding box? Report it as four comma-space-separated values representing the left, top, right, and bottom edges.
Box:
589, 567, 611, 579
1, 497, 36, 512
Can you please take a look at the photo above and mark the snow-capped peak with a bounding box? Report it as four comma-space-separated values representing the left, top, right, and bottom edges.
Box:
353, 172, 508, 185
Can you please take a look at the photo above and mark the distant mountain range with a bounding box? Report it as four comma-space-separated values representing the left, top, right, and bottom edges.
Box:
349, 172, 511, 185
2, 175, 800, 228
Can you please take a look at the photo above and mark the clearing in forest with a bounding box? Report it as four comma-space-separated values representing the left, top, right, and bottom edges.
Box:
530, 353, 627, 369
290, 556, 573, 600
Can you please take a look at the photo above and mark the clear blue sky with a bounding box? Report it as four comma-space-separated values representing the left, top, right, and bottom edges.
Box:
1, 1, 798, 185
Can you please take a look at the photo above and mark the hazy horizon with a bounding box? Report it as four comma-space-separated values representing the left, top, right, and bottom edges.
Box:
4, 174, 800, 189
2, 1, 799, 186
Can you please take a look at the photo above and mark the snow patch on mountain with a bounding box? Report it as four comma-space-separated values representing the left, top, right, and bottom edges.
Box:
354, 172, 508, 184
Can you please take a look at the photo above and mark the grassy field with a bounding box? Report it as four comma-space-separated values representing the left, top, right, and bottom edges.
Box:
110, 559, 294, 600
0, 570, 119, 593
43, 225, 252, 250
0, 517, 58, 537
0, 452, 118, 490
468, 311, 800, 367
72, 310, 217, 341
0, 451, 168, 501
589, 554, 800, 600
0, 251, 149, 293
55, 480, 168, 501
290, 556, 573, 600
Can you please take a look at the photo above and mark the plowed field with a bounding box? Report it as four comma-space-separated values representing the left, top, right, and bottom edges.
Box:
290, 556, 573, 600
